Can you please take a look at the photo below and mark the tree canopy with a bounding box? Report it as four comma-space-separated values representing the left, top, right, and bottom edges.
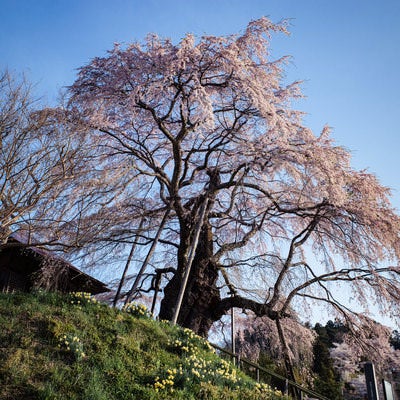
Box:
66, 17, 400, 335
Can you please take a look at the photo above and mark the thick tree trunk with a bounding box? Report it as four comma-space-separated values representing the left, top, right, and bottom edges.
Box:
158, 220, 282, 336
159, 222, 221, 336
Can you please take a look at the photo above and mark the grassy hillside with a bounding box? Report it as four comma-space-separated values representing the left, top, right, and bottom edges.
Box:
0, 290, 290, 400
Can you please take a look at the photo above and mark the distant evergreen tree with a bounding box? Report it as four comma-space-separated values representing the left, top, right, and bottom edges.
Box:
312, 323, 344, 400
325, 320, 349, 345
390, 330, 400, 350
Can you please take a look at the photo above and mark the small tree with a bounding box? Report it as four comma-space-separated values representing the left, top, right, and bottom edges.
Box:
0, 70, 72, 246
0, 70, 129, 258
235, 312, 316, 386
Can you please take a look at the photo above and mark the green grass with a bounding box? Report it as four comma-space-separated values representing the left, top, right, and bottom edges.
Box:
0, 290, 290, 400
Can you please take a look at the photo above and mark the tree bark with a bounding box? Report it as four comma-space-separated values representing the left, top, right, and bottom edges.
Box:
159, 220, 221, 336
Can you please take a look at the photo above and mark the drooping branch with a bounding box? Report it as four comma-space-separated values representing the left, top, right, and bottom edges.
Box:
269, 210, 323, 308
275, 317, 298, 394
113, 216, 146, 307
124, 207, 171, 305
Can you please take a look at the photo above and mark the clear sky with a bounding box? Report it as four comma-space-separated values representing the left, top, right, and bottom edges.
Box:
1, 0, 399, 208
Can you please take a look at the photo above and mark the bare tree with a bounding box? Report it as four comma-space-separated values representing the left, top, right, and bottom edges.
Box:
0, 70, 134, 261
0, 70, 74, 246
66, 17, 400, 377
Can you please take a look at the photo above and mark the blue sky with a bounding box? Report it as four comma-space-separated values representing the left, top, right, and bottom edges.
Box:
2, 0, 399, 210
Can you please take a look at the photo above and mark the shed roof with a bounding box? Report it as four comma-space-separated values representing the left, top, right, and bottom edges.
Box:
0, 234, 109, 295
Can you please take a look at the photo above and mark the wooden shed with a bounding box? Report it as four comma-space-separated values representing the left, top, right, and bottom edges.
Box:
0, 235, 109, 295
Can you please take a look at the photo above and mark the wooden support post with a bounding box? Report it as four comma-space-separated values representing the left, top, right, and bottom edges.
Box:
113, 217, 145, 307
172, 198, 208, 325
124, 208, 170, 305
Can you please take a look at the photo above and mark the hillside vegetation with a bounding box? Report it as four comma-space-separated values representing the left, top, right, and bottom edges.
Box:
0, 291, 289, 400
